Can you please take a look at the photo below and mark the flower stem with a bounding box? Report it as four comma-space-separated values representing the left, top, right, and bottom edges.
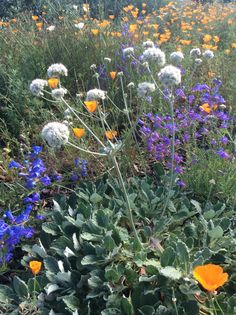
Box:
111, 155, 142, 248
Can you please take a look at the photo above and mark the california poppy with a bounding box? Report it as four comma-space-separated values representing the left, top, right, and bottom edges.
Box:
29, 260, 42, 275
73, 128, 85, 138
193, 264, 228, 292
84, 101, 98, 113
109, 71, 117, 80
48, 78, 59, 89
105, 130, 118, 140
32, 15, 39, 21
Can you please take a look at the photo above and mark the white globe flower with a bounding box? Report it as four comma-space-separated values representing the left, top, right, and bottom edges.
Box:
47, 63, 68, 77
203, 50, 214, 59
41, 122, 70, 148
51, 88, 67, 99
123, 47, 134, 57
158, 65, 181, 87
30, 79, 48, 97
190, 48, 201, 57
142, 47, 166, 66
137, 82, 156, 97
74, 22, 84, 30
86, 88, 106, 101
142, 40, 155, 49
170, 51, 184, 64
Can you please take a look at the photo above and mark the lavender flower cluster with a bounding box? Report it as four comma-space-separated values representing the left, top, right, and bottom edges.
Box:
139, 81, 232, 186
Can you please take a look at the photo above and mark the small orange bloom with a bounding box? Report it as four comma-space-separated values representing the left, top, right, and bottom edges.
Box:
203, 34, 212, 43
29, 260, 42, 275
199, 103, 217, 114
84, 100, 98, 113
91, 29, 100, 36
105, 130, 118, 140
109, 71, 117, 80
48, 78, 59, 89
73, 128, 85, 138
32, 15, 39, 21
36, 22, 43, 30
193, 264, 228, 292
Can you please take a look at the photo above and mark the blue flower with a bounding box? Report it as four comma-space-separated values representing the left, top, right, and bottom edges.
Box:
8, 160, 23, 169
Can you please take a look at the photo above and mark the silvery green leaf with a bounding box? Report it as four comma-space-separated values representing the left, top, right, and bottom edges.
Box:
32, 244, 47, 258
72, 233, 80, 250
45, 284, 60, 295
159, 266, 182, 280
64, 247, 76, 257
53, 200, 61, 212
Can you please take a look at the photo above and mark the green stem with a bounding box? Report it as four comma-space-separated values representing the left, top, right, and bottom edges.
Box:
111, 155, 142, 248
214, 296, 224, 315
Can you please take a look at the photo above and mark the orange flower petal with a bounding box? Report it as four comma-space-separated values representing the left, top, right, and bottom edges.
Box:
73, 128, 85, 138
193, 264, 228, 292
48, 78, 59, 89
29, 260, 42, 275
105, 130, 118, 140
84, 101, 98, 113
109, 71, 117, 80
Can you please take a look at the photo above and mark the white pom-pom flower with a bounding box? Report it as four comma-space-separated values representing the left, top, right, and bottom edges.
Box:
137, 82, 156, 97
51, 88, 67, 99
86, 88, 106, 101
203, 50, 214, 59
190, 48, 201, 57
123, 47, 134, 57
170, 51, 184, 64
47, 63, 68, 77
41, 122, 70, 148
142, 47, 166, 66
142, 40, 155, 49
158, 65, 181, 87
30, 79, 48, 97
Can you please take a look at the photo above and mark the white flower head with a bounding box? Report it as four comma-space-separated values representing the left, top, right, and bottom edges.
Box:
170, 51, 184, 64
51, 88, 67, 99
137, 82, 156, 97
142, 40, 155, 49
142, 47, 166, 66
195, 58, 203, 65
203, 50, 214, 59
30, 79, 48, 97
41, 122, 70, 148
158, 65, 181, 87
90, 64, 97, 70
86, 88, 106, 101
127, 82, 135, 88
74, 22, 84, 30
47, 63, 68, 77
46, 25, 55, 32
123, 47, 134, 57
104, 57, 111, 63
190, 48, 201, 57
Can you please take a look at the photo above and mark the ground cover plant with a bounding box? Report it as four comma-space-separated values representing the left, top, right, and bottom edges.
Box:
0, 1, 236, 314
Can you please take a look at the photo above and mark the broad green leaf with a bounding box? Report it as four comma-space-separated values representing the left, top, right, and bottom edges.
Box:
160, 247, 175, 267
63, 295, 80, 311
13, 276, 28, 299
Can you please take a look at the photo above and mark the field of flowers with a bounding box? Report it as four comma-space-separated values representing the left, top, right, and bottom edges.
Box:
1, 0, 236, 314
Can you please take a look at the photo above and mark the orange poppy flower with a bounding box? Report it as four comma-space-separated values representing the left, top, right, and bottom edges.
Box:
36, 22, 43, 30
84, 101, 98, 113
73, 128, 85, 138
109, 71, 117, 80
105, 130, 118, 140
32, 15, 39, 21
29, 260, 42, 275
200, 103, 217, 114
48, 78, 59, 89
91, 29, 100, 36
193, 264, 228, 292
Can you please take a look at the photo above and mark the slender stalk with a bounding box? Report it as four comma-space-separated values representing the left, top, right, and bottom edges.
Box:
68, 141, 107, 156
172, 287, 179, 315
214, 296, 224, 315
111, 155, 142, 248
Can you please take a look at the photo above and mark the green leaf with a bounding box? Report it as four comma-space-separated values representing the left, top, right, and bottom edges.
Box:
90, 193, 103, 203
63, 295, 80, 311
176, 241, 189, 271
81, 255, 104, 266
42, 222, 59, 235
182, 301, 199, 315
101, 309, 121, 315
105, 268, 120, 282
160, 247, 175, 267
44, 256, 60, 273
13, 276, 28, 299
155, 305, 171, 315
208, 226, 224, 239
203, 210, 215, 220
104, 235, 116, 251
138, 305, 155, 315
0, 285, 18, 303
121, 297, 134, 315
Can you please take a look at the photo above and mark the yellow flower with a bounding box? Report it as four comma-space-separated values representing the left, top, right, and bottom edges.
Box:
73, 128, 85, 138
36, 22, 43, 30
203, 34, 212, 43
48, 78, 59, 89
109, 71, 117, 80
91, 29, 100, 36
84, 100, 98, 113
231, 43, 236, 49
29, 261, 42, 275
193, 264, 228, 292
105, 130, 118, 140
